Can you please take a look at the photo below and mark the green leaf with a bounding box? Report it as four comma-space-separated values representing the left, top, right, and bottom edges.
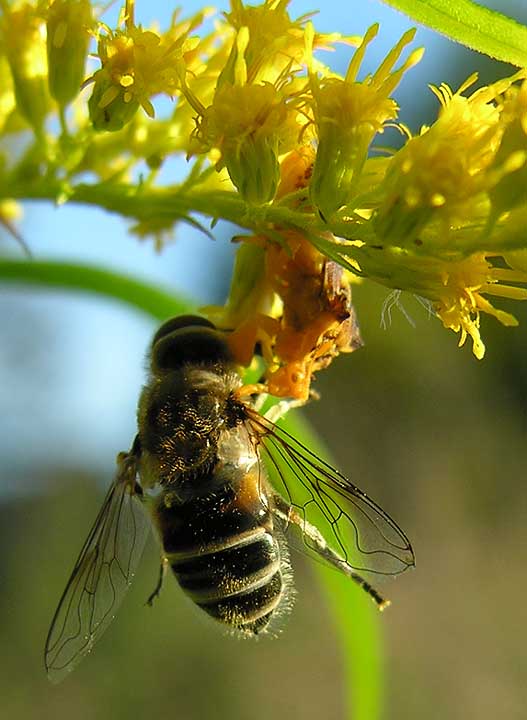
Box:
381, 0, 527, 67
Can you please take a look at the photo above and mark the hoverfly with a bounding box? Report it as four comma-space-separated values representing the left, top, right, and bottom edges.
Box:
44, 315, 415, 682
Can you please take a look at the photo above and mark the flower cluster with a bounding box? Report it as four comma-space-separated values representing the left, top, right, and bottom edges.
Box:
0, 0, 526, 396
355, 71, 527, 358
84, 2, 209, 130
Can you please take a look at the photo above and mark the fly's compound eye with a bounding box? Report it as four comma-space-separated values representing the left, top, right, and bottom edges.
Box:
152, 315, 216, 347
151, 327, 233, 373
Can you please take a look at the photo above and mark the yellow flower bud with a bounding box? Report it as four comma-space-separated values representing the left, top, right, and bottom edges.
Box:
199, 80, 295, 203
307, 24, 421, 219
0, 4, 50, 133
46, 0, 93, 107
0, 56, 16, 133
88, 74, 140, 132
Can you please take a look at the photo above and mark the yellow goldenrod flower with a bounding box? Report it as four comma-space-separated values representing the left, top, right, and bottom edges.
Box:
433, 253, 527, 359
223, 0, 312, 84
0, 199, 28, 253
0, 2, 50, 133
354, 244, 527, 359
46, 0, 93, 108
307, 23, 423, 219
223, 0, 354, 87
190, 26, 304, 203
0, 198, 23, 224
87, 3, 205, 131
374, 72, 526, 248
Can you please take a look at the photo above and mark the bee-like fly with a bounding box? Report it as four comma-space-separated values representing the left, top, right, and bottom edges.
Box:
45, 315, 414, 682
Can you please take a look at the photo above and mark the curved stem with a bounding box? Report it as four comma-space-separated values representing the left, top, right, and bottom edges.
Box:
0, 259, 193, 320
281, 412, 384, 720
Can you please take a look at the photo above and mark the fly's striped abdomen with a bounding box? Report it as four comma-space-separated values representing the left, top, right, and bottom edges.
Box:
153, 472, 291, 635
173, 531, 283, 633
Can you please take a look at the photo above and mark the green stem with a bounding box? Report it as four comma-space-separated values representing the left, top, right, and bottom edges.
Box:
8, 179, 527, 268
58, 106, 69, 137
0, 259, 193, 320
0, 178, 318, 238
281, 412, 384, 720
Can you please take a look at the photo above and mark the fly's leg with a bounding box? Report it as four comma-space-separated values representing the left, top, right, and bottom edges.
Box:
116, 434, 142, 488
264, 399, 303, 423
272, 494, 390, 611
263, 391, 320, 423
146, 556, 169, 607
253, 392, 268, 412
123, 433, 166, 608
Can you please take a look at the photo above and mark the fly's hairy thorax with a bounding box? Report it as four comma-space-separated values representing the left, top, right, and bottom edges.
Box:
137, 365, 245, 489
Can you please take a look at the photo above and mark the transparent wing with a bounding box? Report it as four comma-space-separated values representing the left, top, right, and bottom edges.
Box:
246, 409, 415, 576
44, 452, 150, 683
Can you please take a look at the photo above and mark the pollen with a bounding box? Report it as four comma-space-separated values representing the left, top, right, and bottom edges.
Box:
207, 149, 363, 400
